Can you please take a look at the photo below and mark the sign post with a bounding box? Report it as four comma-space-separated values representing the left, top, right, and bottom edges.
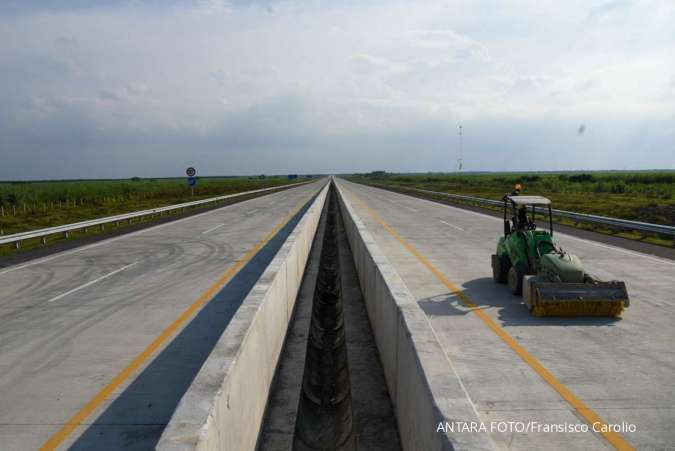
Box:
186, 167, 197, 198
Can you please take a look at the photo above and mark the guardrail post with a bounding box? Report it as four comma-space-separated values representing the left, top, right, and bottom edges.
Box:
0, 181, 317, 251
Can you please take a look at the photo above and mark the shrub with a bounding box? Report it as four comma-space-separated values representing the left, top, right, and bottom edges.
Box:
611, 184, 626, 194
568, 174, 594, 183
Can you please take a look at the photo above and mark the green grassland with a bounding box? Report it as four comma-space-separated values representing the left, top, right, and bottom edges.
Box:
348, 171, 674, 245
0, 176, 305, 237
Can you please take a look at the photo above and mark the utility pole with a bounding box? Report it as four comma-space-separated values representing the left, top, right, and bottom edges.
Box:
457, 125, 463, 172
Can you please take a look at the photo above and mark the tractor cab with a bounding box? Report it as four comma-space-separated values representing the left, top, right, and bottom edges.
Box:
501, 195, 555, 273
502, 195, 553, 237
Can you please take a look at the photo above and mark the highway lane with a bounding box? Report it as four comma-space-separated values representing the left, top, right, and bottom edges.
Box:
0, 180, 325, 451
336, 178, 675, 450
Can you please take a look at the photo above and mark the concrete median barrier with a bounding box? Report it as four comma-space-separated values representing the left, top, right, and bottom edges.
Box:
157, 183, 329, 451
334, 181, 494, 451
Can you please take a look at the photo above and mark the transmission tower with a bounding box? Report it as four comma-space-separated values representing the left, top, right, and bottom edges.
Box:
457, 125, 463, 171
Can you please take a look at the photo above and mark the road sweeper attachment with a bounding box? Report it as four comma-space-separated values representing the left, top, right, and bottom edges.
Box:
522, 277, 628, 317
492, 192, 629, 317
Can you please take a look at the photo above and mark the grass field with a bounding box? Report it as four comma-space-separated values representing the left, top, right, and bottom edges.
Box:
348, 171, 674, 245
0, 176, 306, 237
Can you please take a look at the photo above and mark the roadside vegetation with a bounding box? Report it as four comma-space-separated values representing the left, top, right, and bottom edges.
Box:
0, 176, 307, 253
348, 171, 674, 246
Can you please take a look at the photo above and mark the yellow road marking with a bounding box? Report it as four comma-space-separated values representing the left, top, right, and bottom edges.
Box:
346, 187, 634, 451
39, 193, 316, 451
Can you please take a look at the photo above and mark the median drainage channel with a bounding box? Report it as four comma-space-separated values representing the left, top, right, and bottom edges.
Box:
258, 184, 401, 451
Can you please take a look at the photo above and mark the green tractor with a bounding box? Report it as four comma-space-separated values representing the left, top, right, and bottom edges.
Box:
491, 194, 629, 317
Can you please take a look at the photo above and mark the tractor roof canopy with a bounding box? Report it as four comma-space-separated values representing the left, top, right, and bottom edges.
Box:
506, 195, 551, 206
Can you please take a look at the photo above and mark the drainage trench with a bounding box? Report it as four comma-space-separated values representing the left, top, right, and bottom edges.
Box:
294, 185, 354, 450
259, 184, 400, 450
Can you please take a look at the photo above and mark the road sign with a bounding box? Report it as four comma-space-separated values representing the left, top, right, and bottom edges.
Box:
187, 176, 197, 187
186, 167, 196, 177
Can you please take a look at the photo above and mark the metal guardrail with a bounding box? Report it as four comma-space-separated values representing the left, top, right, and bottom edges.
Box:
370, 184, 675, 238
0, 181, 316, 248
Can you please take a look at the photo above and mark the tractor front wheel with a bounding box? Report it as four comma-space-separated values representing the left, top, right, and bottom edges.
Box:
492, 254, 510, 284
508, 266, 524, 295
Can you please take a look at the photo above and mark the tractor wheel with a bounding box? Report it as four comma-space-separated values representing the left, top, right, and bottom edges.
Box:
508, 266, 524, 295
492, 254, 510, 284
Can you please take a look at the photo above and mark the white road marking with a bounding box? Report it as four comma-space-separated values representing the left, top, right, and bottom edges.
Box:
246, 209, 259, 216
202, 223, 225, 234
0, 255, 69, 278
404, 206, 417, 213
558, 233, 675, 266
423, 315, 494, 447
47, 262, 139, 303
440, 220, 465, 232
0, 184, 317, 278
350, 181, 675, 267
335, 184, 490, 444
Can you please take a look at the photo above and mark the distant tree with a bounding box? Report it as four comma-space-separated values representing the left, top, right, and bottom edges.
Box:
611, 184, 626, 194
6, 193, 18, 206
568, 174, 594, 183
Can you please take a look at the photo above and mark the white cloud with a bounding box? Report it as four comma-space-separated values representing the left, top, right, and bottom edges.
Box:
0, 0, 673, 178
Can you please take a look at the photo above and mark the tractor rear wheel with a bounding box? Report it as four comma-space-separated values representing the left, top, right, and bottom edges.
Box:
508, 266, 524, 295
492, 254, 510, 284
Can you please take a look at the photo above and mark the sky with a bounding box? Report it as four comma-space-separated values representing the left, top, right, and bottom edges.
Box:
0, 0, 674, 180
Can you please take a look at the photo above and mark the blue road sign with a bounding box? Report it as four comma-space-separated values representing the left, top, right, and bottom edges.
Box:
187, 176, 197, 187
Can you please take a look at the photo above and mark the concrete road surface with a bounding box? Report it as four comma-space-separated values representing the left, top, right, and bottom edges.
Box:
336, 178, 675, 451
0, 180, 324, 451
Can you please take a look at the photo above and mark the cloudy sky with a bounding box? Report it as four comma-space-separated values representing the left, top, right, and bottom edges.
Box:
1, 0, 673, 179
